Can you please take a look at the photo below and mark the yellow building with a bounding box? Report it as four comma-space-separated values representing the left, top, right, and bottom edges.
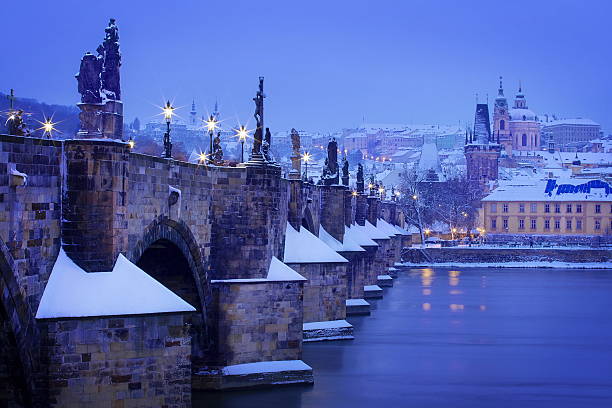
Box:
482, 179, 611, 236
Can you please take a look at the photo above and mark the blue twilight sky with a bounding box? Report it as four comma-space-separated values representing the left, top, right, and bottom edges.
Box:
1, 0, 611, 133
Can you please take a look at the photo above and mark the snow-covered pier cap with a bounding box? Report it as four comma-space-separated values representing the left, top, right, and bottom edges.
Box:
284, 223, 348, 263
36, 249, 195, 319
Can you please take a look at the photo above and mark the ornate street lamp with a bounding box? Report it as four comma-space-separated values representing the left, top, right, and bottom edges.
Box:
205, 115, 219, 164
162, 101, 175, 158
36, 116, 58, 139
236, 125, 249, 163
301, 152, 312, 181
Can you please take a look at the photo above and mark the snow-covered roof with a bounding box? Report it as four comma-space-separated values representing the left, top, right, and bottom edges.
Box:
212, 256, 306, 283
542, 118, 600, 127
509, 107, 537, 121
36, 249, 196, 319
345, 224, 379, 247
284, 223, 348, 264
319, 225, 366, 252
482, 179, 612, 202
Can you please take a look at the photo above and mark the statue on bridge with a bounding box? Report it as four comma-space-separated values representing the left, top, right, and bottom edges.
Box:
76, 53, 102, 104
212, 132, 224, 164
250, 77, 265, 162
289, 128, 301, 179
341, 157, 349, 186
6, 109, 30, 137
322, 138, 339, 185
356, 163, 364, 193
97, 18, 121, 101
262, 127, 272, 161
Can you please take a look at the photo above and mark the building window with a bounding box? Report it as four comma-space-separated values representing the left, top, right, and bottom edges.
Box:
554, 204, 560, 213
531, 219, 537, 229
503, 218, 508, 229
545, 204, 550, 213
576, 219, 582, 230
503, 203, 509, 213
554, 219, 560, 230
595, 204, 601, 214
595, 219, 601, 230
491, 219, 497, 230
566, 204, 572, 213
530, 203, 537, 213
519, 203, 525, 213
566, 219, 572, 230
519, 219, 525, 230
544, 219, 550, 229
490, 203, 497, 213
500, 120, 505, 130
522, 134, 527, 146
576, 204, 582, 213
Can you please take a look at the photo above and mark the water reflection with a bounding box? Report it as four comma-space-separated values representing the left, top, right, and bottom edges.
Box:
195, 267, 612, 408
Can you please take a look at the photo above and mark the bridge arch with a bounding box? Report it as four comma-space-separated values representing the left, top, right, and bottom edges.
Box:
0, 239, 39, 406
130, 217, 211, 359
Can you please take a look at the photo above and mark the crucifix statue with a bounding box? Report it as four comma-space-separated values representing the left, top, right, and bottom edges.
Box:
251, 77, 265, 160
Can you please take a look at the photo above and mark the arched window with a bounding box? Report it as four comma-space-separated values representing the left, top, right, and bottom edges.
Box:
500, 119, 505, 130
522, 134, 527, 146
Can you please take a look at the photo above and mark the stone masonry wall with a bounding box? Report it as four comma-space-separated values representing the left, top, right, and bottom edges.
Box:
319, 185, 346, 242
339, 251, 366, 299
62, 140, 129, 272
211, 281, 303, 367
42, 313, 192, 408
0, 135, 61, 318
287, 263, 347, 323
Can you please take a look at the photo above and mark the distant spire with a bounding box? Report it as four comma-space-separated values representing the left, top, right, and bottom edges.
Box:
465, 129, 468, 145
191, 99, 196, 112
518, 80, 522, 93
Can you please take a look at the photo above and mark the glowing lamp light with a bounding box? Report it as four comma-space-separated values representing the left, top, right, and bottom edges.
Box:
205, 115, 218, 132
128, 140, 135, 149
452, 228, 457, 233
368, 183, 373, 189
236, 125, 249, 141
424, 228, 431, 235
198, 152, 209, 163
301, 152, 312, 163
378, 187, 384, 194
352, 191, 358, 197
412, 194, 418, 200
162, 101, 175, 122
395, 191, 401, 197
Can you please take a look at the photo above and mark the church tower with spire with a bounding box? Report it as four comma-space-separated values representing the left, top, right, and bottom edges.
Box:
190, 100, 197, 127
464, 101, 502, 194
493, 76, 511, 155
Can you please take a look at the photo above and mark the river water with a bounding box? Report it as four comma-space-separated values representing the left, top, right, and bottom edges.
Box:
195, 267, 612, 408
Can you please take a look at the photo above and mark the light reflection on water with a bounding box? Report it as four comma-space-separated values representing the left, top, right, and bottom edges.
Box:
195, 267, 612, 408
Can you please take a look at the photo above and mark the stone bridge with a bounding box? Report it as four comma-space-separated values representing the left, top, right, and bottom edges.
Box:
0, 19, 411, 407
0, 133, 409, 407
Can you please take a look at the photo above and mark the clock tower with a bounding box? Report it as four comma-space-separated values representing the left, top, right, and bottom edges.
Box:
493, 76, 511, 154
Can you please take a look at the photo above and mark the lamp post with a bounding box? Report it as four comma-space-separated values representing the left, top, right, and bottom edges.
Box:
301, 152, 311, 181
37, 116, 58, 139
205, 115, 218, 164
162, 101, 175, 159
236, 125, 249, 163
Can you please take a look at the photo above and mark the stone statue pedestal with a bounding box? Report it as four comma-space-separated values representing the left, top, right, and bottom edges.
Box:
76, 103, 104, 139
77, 100, 123, 140
289, 154, 301, 180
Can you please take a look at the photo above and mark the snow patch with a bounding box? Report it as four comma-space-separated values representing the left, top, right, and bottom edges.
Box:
36, 249, 195, 319
222, 360, 312, 376
364, 221, 392, 240
345, 224, 378, 247
364, 285, 383, 291
377, 275, 393, 280
346, 298, 370, 306
211, 257, 306, 283
303, 319, 353, 330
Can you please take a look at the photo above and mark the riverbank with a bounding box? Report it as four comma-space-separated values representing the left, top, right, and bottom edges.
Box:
402, 247, 611, 266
